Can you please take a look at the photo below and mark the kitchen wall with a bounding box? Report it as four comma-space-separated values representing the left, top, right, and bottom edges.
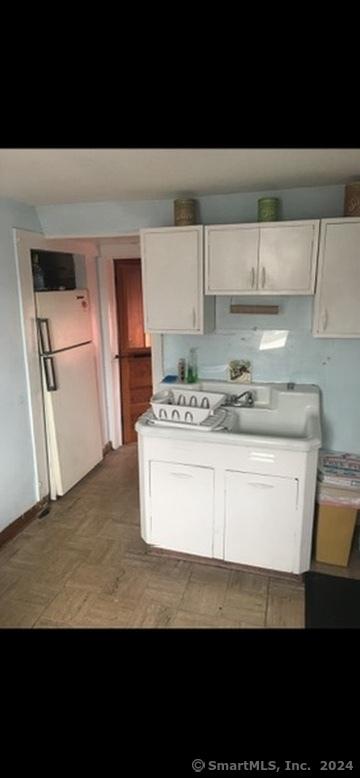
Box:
0, 183, 357, 532
36, 184, 344, 235
163, 296, 360, 453
0, 199, 43, 531
36, 182, 360, 453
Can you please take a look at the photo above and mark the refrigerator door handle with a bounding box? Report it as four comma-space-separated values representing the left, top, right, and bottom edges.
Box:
43, 356, 58, 391
37, 318, 53, 355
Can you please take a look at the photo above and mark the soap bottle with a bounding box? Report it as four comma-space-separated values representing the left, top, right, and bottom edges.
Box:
187, 347, 198, 384
177, 358, 186, 383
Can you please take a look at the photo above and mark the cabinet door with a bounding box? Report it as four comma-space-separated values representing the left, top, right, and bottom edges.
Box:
224, 470, 299, 572
259, 222, 319, 294
150, 461, 214, 557
205, 225, 259, 294
141, 227, 203, 333
313, 219, 360, 337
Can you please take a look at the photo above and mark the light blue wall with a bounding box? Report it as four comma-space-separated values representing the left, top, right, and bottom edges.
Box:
0, 199, 43, 530
36, 184, 344, 236
163, 297, 360, 454
198, 185, 344, 223
36, 199, 174, 235
36, 182, 360, 454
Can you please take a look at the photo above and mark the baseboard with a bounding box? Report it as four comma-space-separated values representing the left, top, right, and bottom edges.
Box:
148, 546, 304, 583
103, 441, 112, 455
0, 496, 49, 549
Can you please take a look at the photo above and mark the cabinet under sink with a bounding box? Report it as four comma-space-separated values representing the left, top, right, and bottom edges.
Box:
135, 381, 321, 574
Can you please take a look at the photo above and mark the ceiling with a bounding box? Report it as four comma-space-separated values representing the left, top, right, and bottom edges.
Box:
0, 148, 359, 206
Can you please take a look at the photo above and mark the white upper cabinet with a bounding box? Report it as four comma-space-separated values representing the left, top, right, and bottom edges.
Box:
205, 225, 259, 293
140, 226, 214, 334
259, 222, 319, 293
205, 220, 320, 295
313, 218, 360, 338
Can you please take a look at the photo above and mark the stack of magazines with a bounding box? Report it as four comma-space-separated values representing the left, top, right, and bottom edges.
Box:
318, 450, 360, 490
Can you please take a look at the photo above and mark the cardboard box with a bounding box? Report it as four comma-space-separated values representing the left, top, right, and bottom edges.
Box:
314, 502, 358, 566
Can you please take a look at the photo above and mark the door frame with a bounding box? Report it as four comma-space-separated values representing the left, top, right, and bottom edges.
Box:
97, 239, 163, 449
113, 257, 152, 444
14, 228, 164, 502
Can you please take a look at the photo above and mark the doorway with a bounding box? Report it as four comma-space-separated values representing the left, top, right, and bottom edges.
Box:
114, 259, 152, 444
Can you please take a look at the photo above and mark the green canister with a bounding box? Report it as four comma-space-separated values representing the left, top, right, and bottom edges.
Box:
257, 197, 280, 222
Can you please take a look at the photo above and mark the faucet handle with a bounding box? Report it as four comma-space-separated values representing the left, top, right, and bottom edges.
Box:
243, 391, 255, 406
227, 390, 255, 407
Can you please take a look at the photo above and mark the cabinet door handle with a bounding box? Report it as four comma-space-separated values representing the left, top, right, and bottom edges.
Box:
322, 308, 328, 331
170, 472, 193, 479
192, 307, 196, 328
251, 267, 255, 288
248, 482, 274, 489
261, 266, 266, 288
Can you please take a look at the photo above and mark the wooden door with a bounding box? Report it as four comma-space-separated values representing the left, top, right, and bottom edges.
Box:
114, 259, 152, 444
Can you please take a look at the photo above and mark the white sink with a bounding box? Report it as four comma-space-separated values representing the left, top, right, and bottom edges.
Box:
153, 380, 322, 451
228, 406, 317, 439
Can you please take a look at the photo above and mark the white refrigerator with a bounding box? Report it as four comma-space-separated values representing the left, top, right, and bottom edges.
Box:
35, 289, 103, 499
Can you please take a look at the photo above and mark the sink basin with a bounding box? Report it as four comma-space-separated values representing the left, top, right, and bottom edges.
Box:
228, 406, 316, 439
150, 379, 322, 451
222, 383, 321, 449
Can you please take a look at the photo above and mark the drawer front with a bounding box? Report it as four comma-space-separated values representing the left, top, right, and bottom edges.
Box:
143, 435, 305, 478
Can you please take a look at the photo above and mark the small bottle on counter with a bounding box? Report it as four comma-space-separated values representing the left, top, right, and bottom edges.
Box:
177, 358, 186, 383
187, 347, 198, 384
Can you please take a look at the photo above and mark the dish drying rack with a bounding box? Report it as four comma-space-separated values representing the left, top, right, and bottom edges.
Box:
150, 388, 226, 426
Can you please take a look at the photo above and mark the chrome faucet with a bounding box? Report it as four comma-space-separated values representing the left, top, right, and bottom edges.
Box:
227, 390, 255, 407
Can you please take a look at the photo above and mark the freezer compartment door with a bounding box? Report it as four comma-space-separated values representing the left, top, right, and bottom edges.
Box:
42, 342, 103, 496
35, 289, 92, 351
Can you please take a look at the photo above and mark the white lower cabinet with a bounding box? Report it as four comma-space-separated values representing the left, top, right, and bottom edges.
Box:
150, 461, 215, 557
138, 434, 316, 574
224, 471, 299, 572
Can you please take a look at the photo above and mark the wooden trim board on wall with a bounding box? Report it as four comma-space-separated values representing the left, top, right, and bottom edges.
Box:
0, 496, 49, 549
230, 304, 280, 314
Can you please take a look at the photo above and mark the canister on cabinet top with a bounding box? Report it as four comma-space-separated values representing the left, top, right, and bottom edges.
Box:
257, 197, 280, 222
174, 199, 197, 226
344, 182, 360, 216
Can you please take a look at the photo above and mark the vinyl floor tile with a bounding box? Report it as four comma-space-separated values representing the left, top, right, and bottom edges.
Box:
0, 446, 306, 629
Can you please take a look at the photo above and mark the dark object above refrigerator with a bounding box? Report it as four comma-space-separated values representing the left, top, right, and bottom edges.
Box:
31, 249, 76, 291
